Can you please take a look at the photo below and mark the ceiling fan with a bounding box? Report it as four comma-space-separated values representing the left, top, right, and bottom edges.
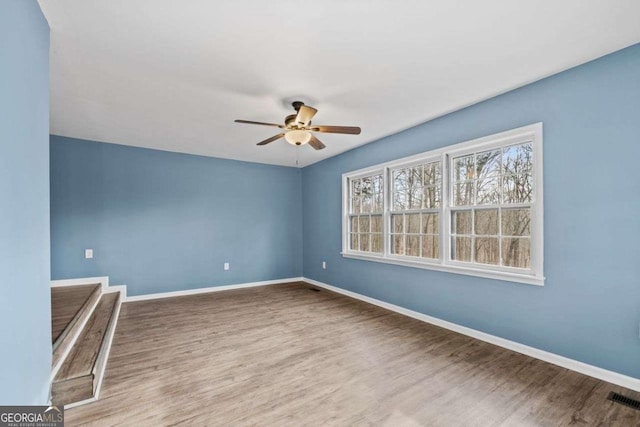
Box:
234, 101, 361, 150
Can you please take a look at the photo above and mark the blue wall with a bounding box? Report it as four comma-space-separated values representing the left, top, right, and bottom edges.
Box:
0, 1, 51, 405
50, 137, 302, 296
302, 44, 640, 379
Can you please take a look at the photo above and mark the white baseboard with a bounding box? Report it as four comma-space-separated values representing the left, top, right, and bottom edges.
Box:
303, 277, 640, 392
125, 277, 304, 302
104, 285, 127, 301
64, 396, 97, 410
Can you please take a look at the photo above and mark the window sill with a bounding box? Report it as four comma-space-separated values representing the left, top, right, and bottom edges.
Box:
340, 251, 545, 286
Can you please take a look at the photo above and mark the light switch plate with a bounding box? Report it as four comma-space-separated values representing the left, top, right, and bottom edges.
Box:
224, 262, 229, 271
85, 249, 93, 259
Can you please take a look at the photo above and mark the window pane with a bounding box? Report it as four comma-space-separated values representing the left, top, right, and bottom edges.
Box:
361, 195, 372, 213
423, 162, 441, 186
361, 176, 372, 196
393, 191, 407, 210
372, 175, 383, 194
352, 179, 362, 196
351, 197, 360, 214
350, 233, 358, 250
370, 215, 382, 233
503, 174, 532, 203
421, 235, 439, 259
502, 143, 532, 175
454, 155, 475, 182
410, 167, 423, 188
501, 208, 531, 236
475, 237, 499, 265
406, 213, 420, 234
393, 169, 408, 194
392, 234, 404, 255
358, 216, 370, 233
423, 185, 441, 208
392, 214, 404, 233
373, 194, 383, 212
476, 177, 500, 205
371, 233, 383, 253
350, 216, 359, 233
421, 213, 439, 234
406, 235, 420, 257
501, 237, 531, 268
475, 149, 501, 179
452, 211, 472, 235
409, 186, 423, 209
454, 182, 474, 206
452, 236, 472, 261
359, 233, 370, 252
474, 209, 498, 235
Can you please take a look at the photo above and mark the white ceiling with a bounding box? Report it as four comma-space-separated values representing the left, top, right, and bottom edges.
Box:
39, 0, 640, 167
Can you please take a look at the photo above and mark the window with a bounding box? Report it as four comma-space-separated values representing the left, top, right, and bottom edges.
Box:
390, 161, 441, 258
342, 123, 544, 286
450, 142, 533, 269
348, 172, 383, 254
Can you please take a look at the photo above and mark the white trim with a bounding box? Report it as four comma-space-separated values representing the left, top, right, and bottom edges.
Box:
51, 276, 109, 291
92, 294, 122, 401
341, 252, 544, 286
125, 277, 304, 302
303, 277, 640, 392
341, 123, 544, 286
103, 284, 127, 301
64, 396, 97, 410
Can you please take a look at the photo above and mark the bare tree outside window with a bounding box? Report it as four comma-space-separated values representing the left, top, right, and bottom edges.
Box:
451, 142, 532, 268
349, 173, 383, 253
342, 124, 542, 285
391, 161, 441, 259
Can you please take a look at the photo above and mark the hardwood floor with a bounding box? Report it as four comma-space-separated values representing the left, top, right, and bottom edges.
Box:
65, 282, 640, 426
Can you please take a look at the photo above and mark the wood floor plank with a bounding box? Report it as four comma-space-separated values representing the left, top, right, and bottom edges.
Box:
64, 282, 640, 426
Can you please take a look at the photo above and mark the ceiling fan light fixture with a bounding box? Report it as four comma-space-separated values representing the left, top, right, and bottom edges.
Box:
284, 129, 312, 146
234, 101, 360, 150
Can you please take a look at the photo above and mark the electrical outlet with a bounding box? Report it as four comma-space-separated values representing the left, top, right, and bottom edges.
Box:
224, 262, 230, 271
85, 249, 93, 259
322, 261, 326, 269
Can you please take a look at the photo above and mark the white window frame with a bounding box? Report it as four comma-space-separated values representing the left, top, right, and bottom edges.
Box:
341, 123, 544, 286
346, 169, 385, 254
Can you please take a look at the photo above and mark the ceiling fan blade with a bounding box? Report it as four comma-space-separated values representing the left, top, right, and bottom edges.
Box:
295, 105, 318, 127
311, 125, 361, 135
256, 133, 285, 146
308, 135, 326, 150
235, 120, 284, 128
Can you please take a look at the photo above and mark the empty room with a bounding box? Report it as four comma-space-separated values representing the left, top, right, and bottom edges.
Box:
2, 0, 640, 425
